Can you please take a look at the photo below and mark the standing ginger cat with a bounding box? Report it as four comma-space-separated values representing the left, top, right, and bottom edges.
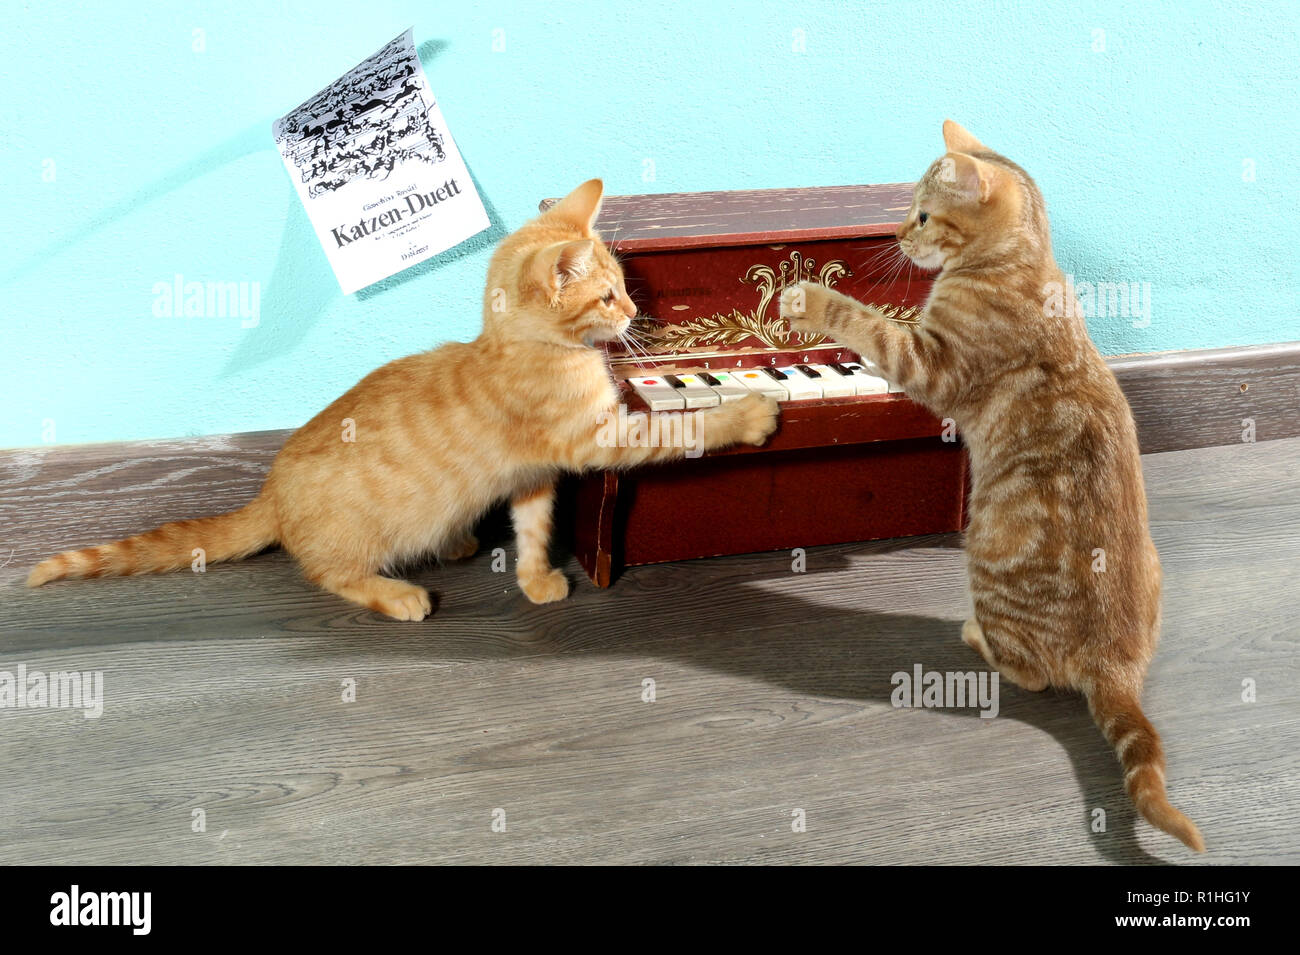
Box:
780, 122, 1203, 852
29, 179, 779, 619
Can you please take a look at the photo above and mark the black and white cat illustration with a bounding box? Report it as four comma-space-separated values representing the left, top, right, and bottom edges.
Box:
274, 31, 448, 198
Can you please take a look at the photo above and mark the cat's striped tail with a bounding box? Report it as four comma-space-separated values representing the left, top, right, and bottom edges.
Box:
1087, 684, 1205, 852
26, 495, 279, 587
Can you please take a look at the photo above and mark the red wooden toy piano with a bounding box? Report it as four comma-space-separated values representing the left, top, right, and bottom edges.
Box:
542, 184, 968, 587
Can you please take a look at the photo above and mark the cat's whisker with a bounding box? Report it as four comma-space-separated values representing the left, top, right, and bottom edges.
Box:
858, 241, 901, 274
901, 244, 916, 307
632, 332, 663, 369
864, 239, 906, 269
887, 245, 913, 285
615, 325, 650, 368
623, 336, 658, 374
862, 240, 903, 276
621, 326, 658, 369
869, 246, 909, 298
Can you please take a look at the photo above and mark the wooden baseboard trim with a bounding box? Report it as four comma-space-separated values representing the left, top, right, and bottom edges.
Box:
1111, 341, 1300, 453
3, 342, 1297, 476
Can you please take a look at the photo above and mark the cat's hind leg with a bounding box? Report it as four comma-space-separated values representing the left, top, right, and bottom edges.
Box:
279, 499, 435, 621
312, 570, 433, 621
962, 619, 1048, 691
437, 531, 479, 562
293, 539, 433, 621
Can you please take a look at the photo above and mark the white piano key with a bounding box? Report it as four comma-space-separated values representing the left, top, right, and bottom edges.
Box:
856, 360, 904, 393
805, 364, 856, 398
672, 374, 721, 408
628, 375, 686, 411
702, 371, 751, 403
778, 366, 823, 400
730, 368, 789, 400
859, 374, 892, 395
834, 362, 889, 396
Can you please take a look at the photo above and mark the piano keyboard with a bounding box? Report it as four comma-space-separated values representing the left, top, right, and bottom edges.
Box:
627, 363, 900, 410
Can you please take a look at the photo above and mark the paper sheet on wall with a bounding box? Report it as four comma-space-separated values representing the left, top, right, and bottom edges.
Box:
272, 28, 489, 294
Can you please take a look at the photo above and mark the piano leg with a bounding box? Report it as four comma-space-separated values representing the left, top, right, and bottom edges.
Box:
574, 471, 619, 587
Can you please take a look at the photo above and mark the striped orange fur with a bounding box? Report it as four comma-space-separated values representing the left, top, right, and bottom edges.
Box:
28, 179, 779, 620
780, 121, 1203, 852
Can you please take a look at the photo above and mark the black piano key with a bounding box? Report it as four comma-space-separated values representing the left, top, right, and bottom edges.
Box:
760, 366, 788, 381
663, 374, 685, 388
699, 372, 721, 386
830, 362, 857, 376
794, 364, 821, 378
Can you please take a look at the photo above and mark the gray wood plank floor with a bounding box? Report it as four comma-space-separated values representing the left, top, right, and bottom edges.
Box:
1, 438, 1296, 865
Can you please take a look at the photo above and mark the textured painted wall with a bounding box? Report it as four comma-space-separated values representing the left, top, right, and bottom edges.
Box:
2, 0, 1297, 447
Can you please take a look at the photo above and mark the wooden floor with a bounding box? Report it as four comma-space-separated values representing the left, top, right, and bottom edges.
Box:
1, 437, 1297, 865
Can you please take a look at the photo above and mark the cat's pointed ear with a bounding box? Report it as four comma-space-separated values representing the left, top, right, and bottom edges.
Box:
942, 119, 985, 154
548, 179, 605, 234
535, 239, 595, 295
947, 152, 1003, 204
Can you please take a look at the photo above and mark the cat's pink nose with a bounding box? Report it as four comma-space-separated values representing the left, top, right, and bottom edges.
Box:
619, 294, 636, 318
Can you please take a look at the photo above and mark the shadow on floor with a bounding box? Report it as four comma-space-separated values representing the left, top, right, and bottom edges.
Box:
4, 509, 1180, 865
298, 520, 1176, 865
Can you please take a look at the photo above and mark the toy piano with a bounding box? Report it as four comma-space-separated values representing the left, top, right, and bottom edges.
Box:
541, 184, 969, 587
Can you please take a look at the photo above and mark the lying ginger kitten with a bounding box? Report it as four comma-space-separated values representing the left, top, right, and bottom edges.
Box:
29, 180, 779, 619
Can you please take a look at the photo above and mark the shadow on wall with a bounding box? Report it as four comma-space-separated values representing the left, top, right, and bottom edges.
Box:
1, 122, 269, 288
218, 188, 339, 378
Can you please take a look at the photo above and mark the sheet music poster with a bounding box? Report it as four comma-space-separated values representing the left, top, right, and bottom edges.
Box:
273, 29, 489, 293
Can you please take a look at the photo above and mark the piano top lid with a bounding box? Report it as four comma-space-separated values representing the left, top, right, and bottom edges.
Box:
538, 182, 915, 254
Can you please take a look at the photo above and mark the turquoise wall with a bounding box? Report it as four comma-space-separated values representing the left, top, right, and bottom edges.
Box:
3, 0, 1297, 447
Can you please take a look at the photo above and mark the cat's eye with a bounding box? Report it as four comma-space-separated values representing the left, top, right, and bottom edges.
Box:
602, 290, 617, 304
918, 212, 929, 226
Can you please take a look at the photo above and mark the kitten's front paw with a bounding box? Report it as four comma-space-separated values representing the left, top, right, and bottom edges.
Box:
779, 281, 831, 335
519, 568, 569, 604
735, 394, 780, 446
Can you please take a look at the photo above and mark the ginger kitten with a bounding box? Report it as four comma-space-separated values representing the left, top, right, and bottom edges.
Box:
29, 179, 779, 619
780, 122, 1203, 851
